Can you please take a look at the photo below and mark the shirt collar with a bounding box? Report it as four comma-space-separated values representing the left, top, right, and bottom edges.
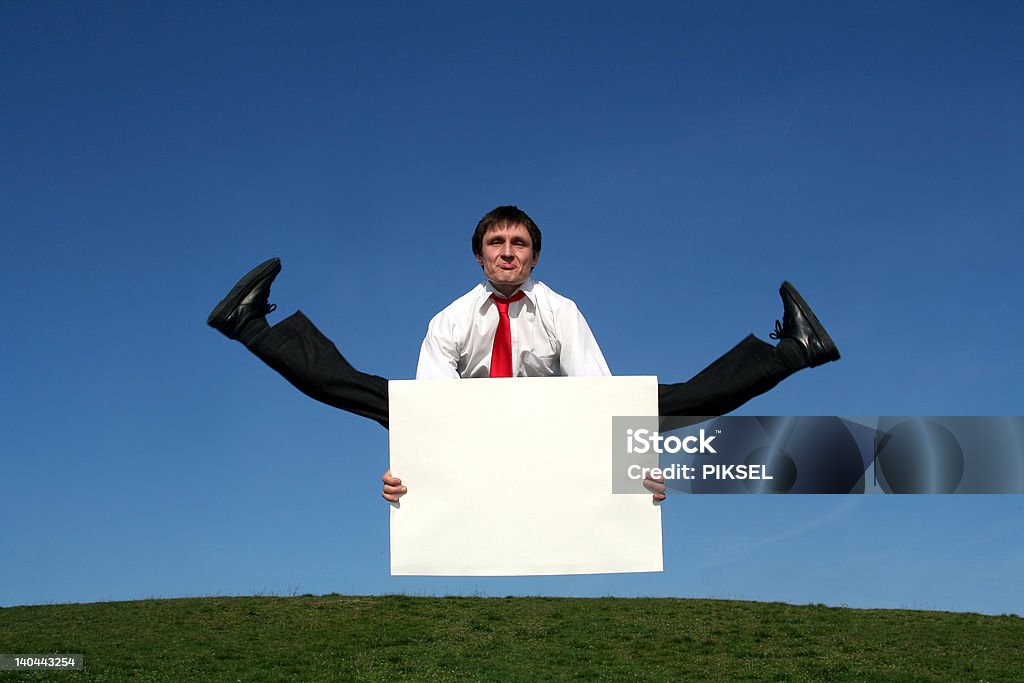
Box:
477, 277, 537, 312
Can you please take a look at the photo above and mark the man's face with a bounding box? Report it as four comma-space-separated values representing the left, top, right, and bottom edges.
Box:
476, 222, 539, 295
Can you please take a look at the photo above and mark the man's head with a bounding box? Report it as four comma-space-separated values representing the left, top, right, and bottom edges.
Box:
472, 205, 542, 296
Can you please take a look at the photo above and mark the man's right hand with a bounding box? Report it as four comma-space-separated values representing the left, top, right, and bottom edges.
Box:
382, 469, 407, 502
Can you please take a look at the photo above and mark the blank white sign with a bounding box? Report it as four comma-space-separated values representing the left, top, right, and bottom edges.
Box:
388, 376, 662, 576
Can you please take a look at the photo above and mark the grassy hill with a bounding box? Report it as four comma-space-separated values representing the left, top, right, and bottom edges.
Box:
1, 595, 1021, 681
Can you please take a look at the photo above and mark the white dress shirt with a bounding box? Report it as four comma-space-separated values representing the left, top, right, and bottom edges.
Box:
416, 278, 612, 379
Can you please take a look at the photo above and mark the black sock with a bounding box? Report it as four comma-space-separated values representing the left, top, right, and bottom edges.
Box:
776, 338, 808, 372
238, 317, 270, 346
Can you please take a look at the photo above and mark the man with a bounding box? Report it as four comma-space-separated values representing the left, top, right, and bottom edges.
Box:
207, 206, 840, 501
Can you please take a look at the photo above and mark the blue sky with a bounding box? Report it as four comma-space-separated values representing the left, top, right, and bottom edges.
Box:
2, 1, 1022, 615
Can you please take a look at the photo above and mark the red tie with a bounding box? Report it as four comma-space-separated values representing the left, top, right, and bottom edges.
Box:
489, 291, 526, 378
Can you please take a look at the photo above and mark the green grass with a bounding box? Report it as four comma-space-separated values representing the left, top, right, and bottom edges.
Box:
1, 595, 1021, 681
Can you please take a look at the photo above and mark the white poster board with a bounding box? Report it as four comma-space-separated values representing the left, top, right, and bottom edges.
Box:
388, 376, 662, 576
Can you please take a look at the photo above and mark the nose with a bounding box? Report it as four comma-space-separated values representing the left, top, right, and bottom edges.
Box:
499, 242, 514, 259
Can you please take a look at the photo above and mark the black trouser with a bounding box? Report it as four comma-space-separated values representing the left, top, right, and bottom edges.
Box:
246, 312, 805, 430
248, 312, 390, 428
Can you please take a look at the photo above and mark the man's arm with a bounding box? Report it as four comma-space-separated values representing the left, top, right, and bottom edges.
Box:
382, 315, 462, 500
415, 314, 460, 379
554, 301, 665, 501
555, 302, 611, 377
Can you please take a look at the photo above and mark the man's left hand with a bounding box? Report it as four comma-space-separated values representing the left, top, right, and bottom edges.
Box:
643, 472, 666, 502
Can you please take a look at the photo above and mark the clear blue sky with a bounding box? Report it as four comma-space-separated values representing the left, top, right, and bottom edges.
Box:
2, 1, 1022, 615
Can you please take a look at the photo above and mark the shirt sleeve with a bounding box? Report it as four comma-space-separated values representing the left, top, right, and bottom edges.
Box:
415, 313, 461, 379
555, 302, 612, 377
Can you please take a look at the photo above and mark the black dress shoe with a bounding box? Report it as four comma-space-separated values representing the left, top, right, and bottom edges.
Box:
207, 257, 281, 341
769, 281, 841, 368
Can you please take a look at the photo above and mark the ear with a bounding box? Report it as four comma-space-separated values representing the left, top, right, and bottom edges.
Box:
530, 251, 539, 271
475, 252, 484, 266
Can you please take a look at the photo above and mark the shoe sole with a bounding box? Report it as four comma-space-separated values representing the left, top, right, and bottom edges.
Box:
206, 257, 281, 328
780, 281, 840, 364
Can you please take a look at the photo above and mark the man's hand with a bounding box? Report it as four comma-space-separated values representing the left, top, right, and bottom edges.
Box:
382, 469, 407, 502
384, 469, 659, 502
643, 472, 666, 502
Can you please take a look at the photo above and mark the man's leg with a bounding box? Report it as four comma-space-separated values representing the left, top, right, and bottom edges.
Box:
247, 312, 389, 428
658, 281, 840, 417
207, 258, 390, 429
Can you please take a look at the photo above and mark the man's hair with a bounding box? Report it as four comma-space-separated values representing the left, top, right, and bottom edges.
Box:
471, 205, 542, 257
